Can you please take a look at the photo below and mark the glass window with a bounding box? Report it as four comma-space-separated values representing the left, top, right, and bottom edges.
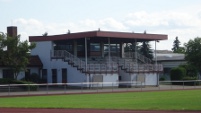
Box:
90, 43, 100, 51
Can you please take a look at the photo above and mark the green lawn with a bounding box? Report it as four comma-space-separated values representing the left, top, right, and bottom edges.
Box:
0, 90, 201, 110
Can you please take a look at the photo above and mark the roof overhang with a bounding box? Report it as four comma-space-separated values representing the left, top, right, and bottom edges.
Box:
29, 30, 168, 42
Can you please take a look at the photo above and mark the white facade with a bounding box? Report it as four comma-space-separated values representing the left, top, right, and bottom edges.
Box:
119, 69, 158, 87
29, 40, 161, 87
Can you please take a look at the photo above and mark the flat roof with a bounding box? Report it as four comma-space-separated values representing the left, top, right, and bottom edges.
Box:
29, 30, 168, 42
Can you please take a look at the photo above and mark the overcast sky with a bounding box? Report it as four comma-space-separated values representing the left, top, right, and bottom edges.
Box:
1, 0, 201, 50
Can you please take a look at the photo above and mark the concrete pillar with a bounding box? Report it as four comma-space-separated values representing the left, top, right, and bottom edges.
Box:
108, 38, 111, 63
73, 40, 77, 57
120, 42, 124, 58
101, 41, 104, 57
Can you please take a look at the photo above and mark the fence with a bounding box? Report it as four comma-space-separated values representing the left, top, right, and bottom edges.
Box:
0, 80, 201, 97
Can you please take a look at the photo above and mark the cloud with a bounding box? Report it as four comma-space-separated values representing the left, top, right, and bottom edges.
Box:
98, 18, 127, 30
13, 9, 201, 50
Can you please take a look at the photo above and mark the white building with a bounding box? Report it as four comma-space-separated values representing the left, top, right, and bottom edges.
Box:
0, 26, 168, 87
29, 28, 167, 87
154, 50, 186, 80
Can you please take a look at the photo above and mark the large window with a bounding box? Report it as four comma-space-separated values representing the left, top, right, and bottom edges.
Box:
104, 44, 120, 56
90, 43, 100, 51
55, 44, 72, 51
77, 44, 84, 51
3, 69, 14, 79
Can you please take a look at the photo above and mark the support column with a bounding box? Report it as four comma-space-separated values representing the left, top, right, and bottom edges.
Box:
85, 38, 87, 72
73, 40, 77, 57
155, 40, 157, 66
116, 44, 118, 57
155, 40, 159, 86
135, 39, 138, 64
108, 37, 111, 64
120, 42, 124, 58
101, 41, 104, 58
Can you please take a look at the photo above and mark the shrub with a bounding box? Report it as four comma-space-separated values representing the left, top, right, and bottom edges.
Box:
170, 67, 186, 85
183, 76, 199, 86
159, 77, 165, 81
12, 80, 38, 91
0, 78, 14, 84
0, 78, 37, 91
29, 73, 40, 83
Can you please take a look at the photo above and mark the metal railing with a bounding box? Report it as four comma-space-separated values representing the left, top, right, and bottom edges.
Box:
0, 80, 200, 97
124, 52, 152, 64
51, 50, 118, 73
124, 63, 163, 72
51, 50, 163, 73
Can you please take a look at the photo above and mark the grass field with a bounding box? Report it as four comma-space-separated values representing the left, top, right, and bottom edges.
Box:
0, 90, 201, 110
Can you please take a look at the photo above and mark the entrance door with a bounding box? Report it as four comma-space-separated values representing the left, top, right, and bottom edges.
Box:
25, 69, 30, 81
62, 68, 67, 83
52, 69, 57, 83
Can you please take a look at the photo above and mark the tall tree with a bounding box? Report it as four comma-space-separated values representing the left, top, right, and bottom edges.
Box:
139, 41, 153, 60
124, 42, 139, 52
184, 37, 201, 79
172, 36, 185, 53
42, 32, 48, 36
0, 33, 36, 79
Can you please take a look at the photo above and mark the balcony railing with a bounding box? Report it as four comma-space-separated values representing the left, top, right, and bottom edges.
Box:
51, 50, 118, 73
124, 52, 152, 64
124, 63, 163, 72
51, 50, 163, 73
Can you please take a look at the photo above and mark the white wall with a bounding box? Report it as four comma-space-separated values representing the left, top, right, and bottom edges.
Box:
119, 69, 158, 86
31, 41, 53, 83
90, 73, 119, 87
145, 73, 157, 86
31, 41, 89, 85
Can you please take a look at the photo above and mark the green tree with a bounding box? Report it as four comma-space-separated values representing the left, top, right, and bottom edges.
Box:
184, 37, 201, 79
42, 32, 48, 36
139, 41, 153, 60
172, 36, 185, 53
124, 42, 139, 52
0, 33, 36, 79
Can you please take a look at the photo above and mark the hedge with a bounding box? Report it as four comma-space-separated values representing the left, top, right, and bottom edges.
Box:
0, 78, 38, 91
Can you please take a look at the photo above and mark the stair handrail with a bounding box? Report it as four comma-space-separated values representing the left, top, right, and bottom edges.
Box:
51, 50, 118, 73
124, 52, 152, 64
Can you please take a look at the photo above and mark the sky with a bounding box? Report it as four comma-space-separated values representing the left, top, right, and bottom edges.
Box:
1, 0, 201, 50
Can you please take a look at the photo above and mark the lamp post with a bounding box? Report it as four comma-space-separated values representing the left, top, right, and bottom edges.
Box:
155, 40, 160, 86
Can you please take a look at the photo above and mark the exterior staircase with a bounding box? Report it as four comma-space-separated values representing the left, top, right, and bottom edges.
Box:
51, 50, 118, 74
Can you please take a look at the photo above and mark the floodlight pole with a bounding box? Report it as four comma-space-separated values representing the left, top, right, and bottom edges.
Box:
155, 40, 159, 86
155, 40, 157, 66
85, 37, 87, 72
108, 37, 111, 64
